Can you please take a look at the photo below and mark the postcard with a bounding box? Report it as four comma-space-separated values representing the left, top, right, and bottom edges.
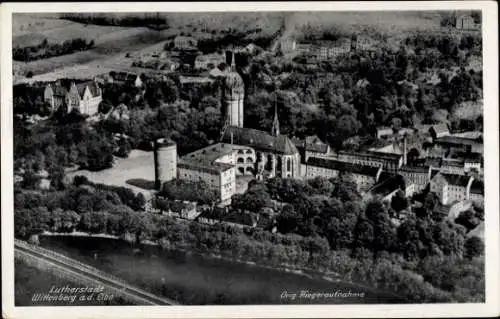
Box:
1, 1, 498, 318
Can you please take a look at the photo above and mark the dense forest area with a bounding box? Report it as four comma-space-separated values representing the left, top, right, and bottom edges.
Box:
14, 172, 484, 303
13, 38, 95, 62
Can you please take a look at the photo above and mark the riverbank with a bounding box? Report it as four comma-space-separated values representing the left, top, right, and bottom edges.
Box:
39, 231, 404, 302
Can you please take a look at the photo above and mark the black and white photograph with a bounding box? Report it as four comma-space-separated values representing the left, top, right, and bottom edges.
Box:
1, 2, 499, 318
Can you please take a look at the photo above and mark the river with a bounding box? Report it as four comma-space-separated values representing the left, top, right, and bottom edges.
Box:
38, 235, 406, 305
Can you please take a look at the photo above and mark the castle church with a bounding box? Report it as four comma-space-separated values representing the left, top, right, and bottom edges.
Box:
220, 51, 301, 179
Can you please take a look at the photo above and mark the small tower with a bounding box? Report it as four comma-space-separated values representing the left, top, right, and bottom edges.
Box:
153, 138, 177, 190
221, 50, 245, 128
271, 95, 280, 136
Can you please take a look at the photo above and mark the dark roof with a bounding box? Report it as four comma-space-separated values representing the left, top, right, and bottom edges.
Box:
435, 135, 482, 146
76, 81, 100, 98
182, 143, 233, 165
306, 157, 381, 177
178, 159, 233, 175
50, 83, 68, 97
442, 158, 465, 167
292, 137, 329, 154
425, 157, 442, 167
440, 173, 471, 187
451, 151, 482, 162
399, 165, 430, 174
338, 149, 403, 161
369, 175, 404, 197
470, 179, 484, 194
222, 126, 298, 155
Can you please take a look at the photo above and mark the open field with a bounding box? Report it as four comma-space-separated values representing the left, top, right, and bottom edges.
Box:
66, 150, 156, 199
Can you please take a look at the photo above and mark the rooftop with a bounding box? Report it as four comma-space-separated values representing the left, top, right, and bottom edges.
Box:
338, 149, 403, 161
435, 135, 482, 146
470, 179, 484, 194
369, 175, 405, 197
399, 165, 430, 173
178, 159, 233, 175
439, 173, 471, 187
430, 124, 450, 134
222, 126, 298, 155
306, 157, 381, 177
182, 143, 234, 165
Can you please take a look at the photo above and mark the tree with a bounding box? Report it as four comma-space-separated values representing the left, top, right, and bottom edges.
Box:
98, 100, 113, 114
276, 204, 300, 234
391, 189, 409, 213
464, 236, 484, 259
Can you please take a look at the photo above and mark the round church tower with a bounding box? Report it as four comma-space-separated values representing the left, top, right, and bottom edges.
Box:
222, 51, 245, 128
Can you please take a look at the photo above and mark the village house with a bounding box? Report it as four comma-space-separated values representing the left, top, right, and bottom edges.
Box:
354, 35, 377, 51
280, 38, 297, 54
430, 172, 474, 205
44, 79, 102, 116
305, 157, 382, 193
107, 71, 144, 88
434, 135, 483, 154
456, 14, 481, 31
429, 124, 450, 140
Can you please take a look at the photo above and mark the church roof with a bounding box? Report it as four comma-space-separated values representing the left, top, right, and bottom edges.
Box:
222, 126, 298, 155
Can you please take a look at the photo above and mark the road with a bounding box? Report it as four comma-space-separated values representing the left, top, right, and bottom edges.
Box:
14, 239, 178, 305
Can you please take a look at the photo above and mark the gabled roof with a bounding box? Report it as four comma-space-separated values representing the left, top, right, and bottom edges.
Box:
49, 83, 68, 97
222, 126, 298, 155
76, 81, 100, 98
430, 124, 449, 134
306, 157, 381, 177
439, 173, 471, 187
369, 175, 405, 197
470, 179, 484, 194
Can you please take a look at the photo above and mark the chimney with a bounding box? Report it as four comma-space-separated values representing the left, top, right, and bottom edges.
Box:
403, 135, 407, 165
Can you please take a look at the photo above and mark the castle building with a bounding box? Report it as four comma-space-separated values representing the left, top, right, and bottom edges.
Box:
44, 79, 102, 116
221, 52, 245, 128
218, 51, 301, 180
178, 143, 236, 204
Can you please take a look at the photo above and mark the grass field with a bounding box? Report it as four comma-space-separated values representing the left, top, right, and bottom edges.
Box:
66, 150, 156, 199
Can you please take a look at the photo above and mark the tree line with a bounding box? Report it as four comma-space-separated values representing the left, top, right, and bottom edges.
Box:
13, 38, 95, 62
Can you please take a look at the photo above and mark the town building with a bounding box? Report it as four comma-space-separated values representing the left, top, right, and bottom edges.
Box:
441, 158, 466, 175
178, 143, 236, 204
107, 71, 143, 88
44, 79, 102, 116
456, 15, 481, 31
429, 124, 450, 140
305, 157, 382, 193
434, 135, 483, 154
173, 36, 198, 50
430, 173, 474, 205
354, 35, 377, 51
332, 150, 403, 174
469, 179, 484, 203
280, 38, 296, 54
398, 165, 431, 193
